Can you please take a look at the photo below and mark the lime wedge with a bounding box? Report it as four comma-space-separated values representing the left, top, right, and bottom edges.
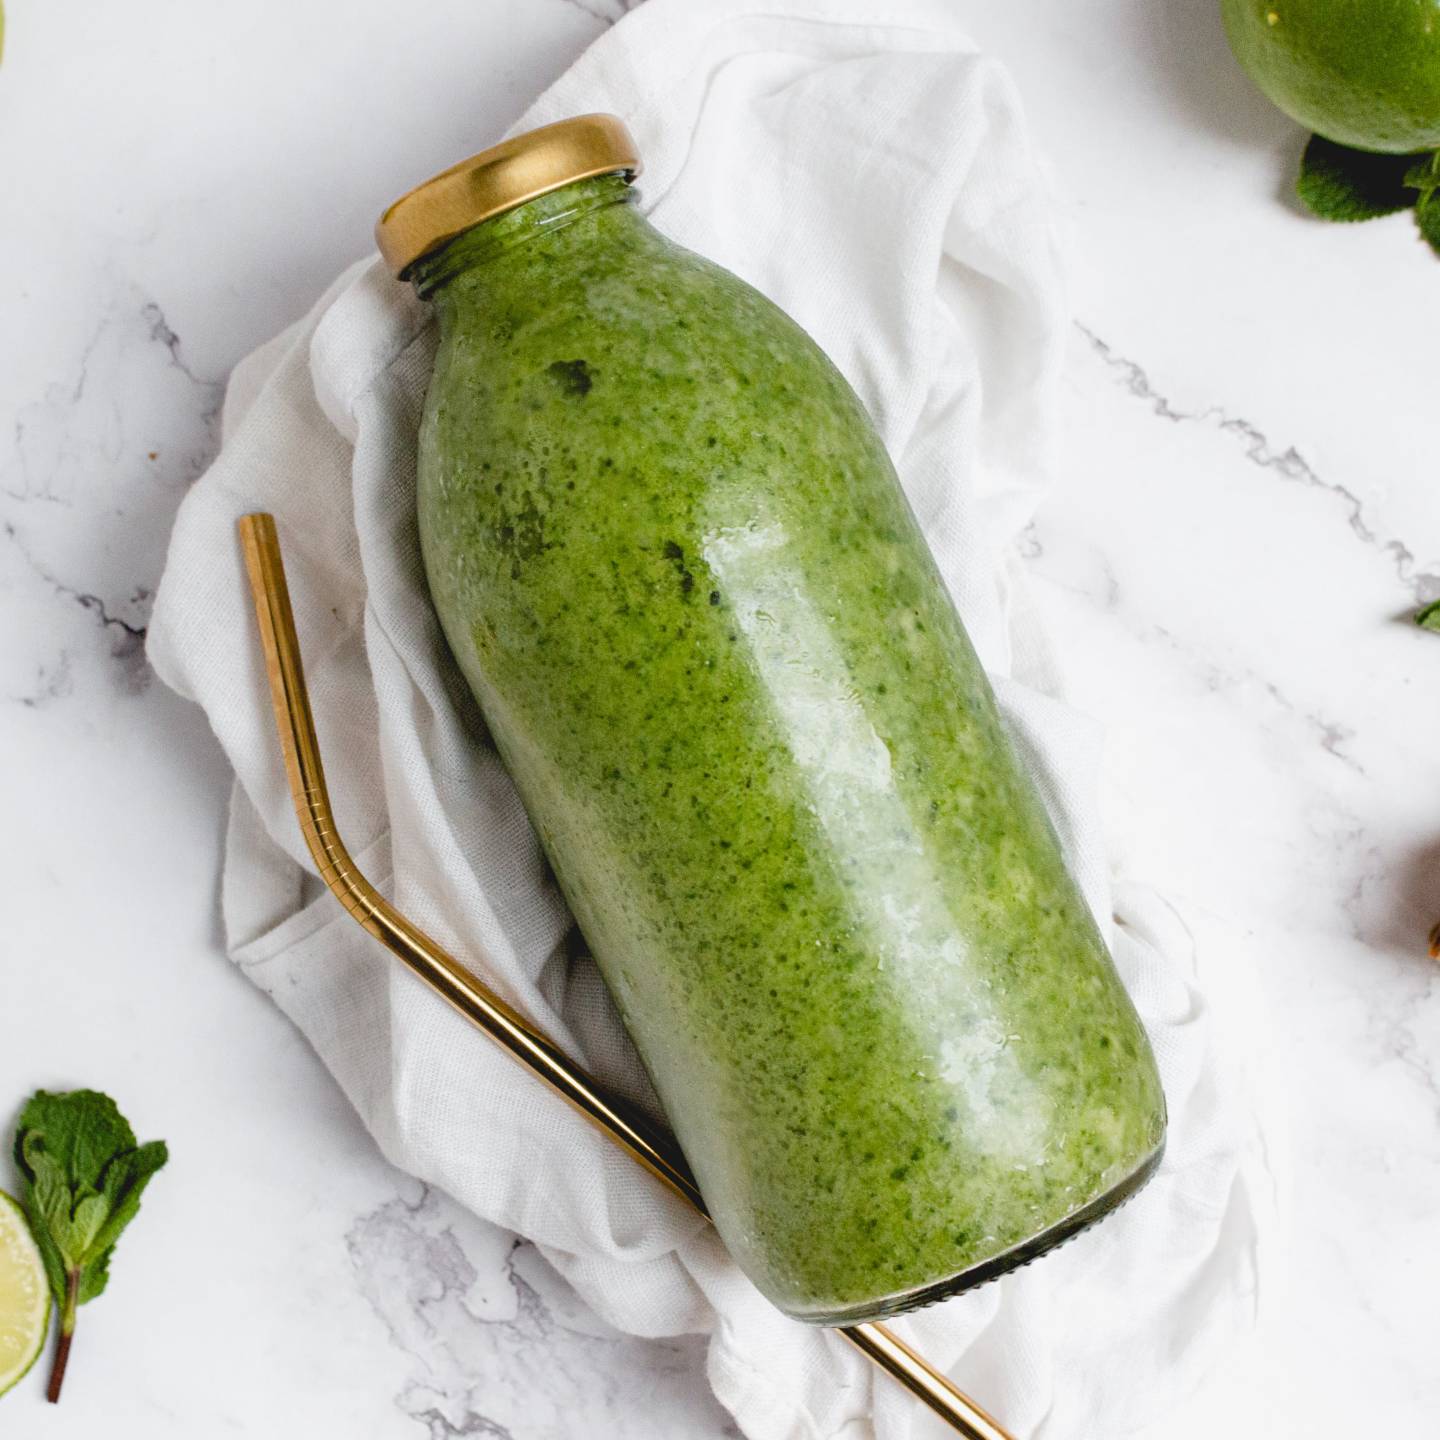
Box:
0, 1190, 50, 1398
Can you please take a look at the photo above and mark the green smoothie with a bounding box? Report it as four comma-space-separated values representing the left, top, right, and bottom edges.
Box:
400, 128, 1165, 1323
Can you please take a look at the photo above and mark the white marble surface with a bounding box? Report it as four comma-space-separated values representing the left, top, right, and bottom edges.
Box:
1, 1, 1436, 1436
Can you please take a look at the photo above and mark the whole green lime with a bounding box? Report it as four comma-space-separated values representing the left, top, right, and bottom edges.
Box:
1221, 0, 1440, 152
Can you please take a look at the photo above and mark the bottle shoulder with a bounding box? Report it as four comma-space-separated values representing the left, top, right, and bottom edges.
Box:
430, 222, 868, 457
441, 216, 811, 370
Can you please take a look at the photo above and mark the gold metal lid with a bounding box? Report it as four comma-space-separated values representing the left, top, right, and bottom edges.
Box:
375, 113, 641, 276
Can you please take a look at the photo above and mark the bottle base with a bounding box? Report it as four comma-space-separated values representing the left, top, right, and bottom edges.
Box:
793, 1139, 1166, 1327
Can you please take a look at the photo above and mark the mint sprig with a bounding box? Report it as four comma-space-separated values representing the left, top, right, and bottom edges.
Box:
12, 1091, 168, 1403
1297, 135, 1440, 256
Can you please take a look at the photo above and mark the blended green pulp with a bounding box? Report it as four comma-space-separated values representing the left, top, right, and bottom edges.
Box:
414, 176, 1165, 1321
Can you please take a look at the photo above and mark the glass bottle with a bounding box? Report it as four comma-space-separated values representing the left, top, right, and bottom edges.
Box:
380, 116, 1165, 1324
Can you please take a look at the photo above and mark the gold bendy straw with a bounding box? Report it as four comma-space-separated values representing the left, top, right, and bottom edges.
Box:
238, 511, 1015, 1440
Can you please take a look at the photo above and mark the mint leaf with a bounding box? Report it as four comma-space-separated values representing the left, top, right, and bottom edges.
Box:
89, 1141, 168, 1260
64, 1193, 109, 1259
1416, 600, 1440, 633
12, 1090, 168, 1402
17, 1090, 137, 1194
22, 1138, 70, 1231
1296, 135, 1425, 222
76, 1251, 111, 1306
19, 1141, 70, 1302
1417, 193, 1440, 258
1404, 152, 1440, 203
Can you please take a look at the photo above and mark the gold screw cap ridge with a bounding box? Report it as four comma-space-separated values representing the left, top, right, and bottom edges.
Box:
375, 113, 642, 276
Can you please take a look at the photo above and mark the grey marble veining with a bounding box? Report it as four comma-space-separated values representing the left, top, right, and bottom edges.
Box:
1075, 323, 1440, 604
347, 1183, 736, 1440
1, 289, 223, 704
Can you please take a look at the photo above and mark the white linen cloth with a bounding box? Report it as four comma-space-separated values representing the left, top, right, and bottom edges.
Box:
148, 1, 1271, 1435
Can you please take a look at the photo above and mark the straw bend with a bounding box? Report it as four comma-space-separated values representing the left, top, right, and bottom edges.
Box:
236, 511, 1016, 1440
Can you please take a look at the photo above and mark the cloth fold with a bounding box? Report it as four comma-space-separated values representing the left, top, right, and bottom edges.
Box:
149, 1, 1269, 1435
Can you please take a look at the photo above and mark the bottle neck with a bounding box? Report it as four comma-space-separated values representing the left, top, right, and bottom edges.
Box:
408, 173, 636, 304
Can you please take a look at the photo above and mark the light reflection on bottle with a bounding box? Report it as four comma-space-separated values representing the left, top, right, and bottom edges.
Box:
704, 517, 1053, 1167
